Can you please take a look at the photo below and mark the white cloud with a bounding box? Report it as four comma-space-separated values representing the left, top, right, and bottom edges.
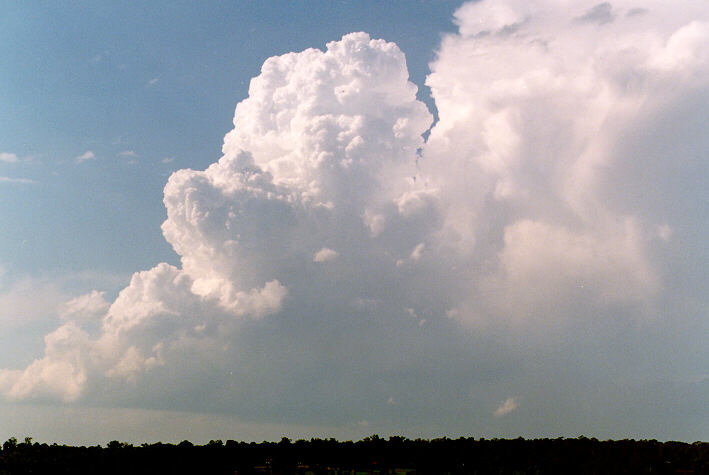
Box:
409, 243, 425, 262
494, 397, 518, 417
649, 21, 709, 72
59, 290, 110, 322
0, 152, 19, 163
118, 150, 138, 158
1, 7, 707, 440
424, 0, 709, 327
2, 31, 433, 403
0, 176, 34, 184
313, 247, 338, 263
148, 78, 159, 86
75, 150, 96, 163
396, 242, 426, 267
0, 321, 91, 402
485, 218, 658, 315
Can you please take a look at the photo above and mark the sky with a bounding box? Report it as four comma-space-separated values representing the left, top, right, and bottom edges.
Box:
0, 0, 707, 445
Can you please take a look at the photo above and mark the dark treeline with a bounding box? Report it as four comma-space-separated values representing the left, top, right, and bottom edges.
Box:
0, 435, 707, 474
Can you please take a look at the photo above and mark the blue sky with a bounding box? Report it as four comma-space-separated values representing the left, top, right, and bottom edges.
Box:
1, 1, 708, 444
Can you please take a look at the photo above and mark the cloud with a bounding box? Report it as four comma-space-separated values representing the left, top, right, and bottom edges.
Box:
313, 248, 338, 263
423, 0, 709, 329
0, 177, 35, 184
0, 321, 91, 402
626, 7, 648, 17
0, 277, 68, 330
484, 218, 658, 315
575, 2, 615, 25
1, 4, 708, 440
453, 1, 527, 36
0, 152, 19, 163
59, 290, 110, 322
0, 32, 434, 404
118, 150, 138, 158
148, 78, 159, 86
494, 397, 519, 417
75, 151, 96, 163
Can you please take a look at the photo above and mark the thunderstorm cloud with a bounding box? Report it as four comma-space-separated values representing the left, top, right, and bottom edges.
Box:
1, 0, 707, 440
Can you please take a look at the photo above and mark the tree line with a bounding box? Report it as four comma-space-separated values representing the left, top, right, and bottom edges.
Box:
0, 435, 706, 474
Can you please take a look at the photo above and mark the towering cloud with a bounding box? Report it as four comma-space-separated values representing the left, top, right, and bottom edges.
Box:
1, 2, 707, 439
423, 0, 709, 327
0, 32, 437, 406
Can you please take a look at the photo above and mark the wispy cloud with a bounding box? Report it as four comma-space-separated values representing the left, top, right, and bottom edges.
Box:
75, 150, 96, 163
91, 50, 109, 63
0, 176, 35, 184
0, 276, 69, 330
147, 77, 159, 86
0, 152, 19, 163
118, 150, 138, 158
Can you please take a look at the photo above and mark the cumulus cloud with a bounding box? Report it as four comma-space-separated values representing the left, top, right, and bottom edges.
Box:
494, 397, 519, 417
0, 321, 91, 402
313, 247, 338, 263
59, 290, 110, 322
75, 150, 96, 163
1, 3, 707, 439
0, 32, 435, 404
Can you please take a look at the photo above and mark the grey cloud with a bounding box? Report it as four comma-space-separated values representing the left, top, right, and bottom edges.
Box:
626, 7, 648, 17
575, 3, 615, 25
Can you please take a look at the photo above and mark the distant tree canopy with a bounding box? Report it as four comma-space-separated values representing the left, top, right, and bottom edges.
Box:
0, 435, 706, 474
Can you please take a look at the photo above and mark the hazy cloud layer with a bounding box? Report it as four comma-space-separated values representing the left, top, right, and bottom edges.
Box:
1, 1, 707, 440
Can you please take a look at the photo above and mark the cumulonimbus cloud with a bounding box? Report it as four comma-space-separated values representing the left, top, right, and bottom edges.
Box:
0, 31, 435, 403
0, 2, 707, 438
